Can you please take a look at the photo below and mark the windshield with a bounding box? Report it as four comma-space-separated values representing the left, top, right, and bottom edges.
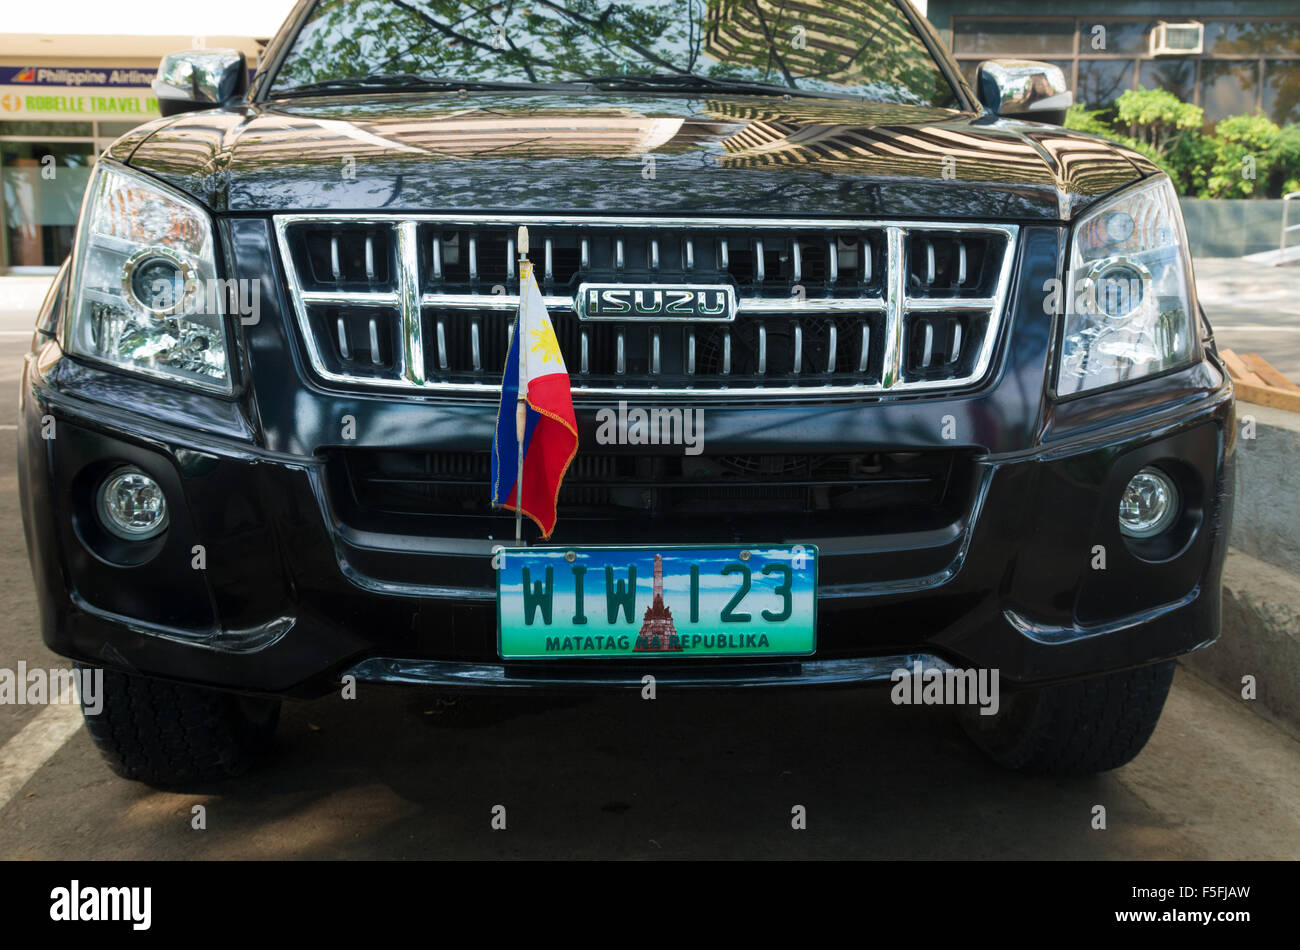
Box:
269, 0, 960, 107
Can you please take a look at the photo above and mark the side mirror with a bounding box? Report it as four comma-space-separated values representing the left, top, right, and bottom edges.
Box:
975, 60, 1073, 125
152, 49, 247, 117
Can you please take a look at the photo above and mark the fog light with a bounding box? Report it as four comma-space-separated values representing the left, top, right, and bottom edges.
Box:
1119, 467, 1179, 538
97, 468, 169, 540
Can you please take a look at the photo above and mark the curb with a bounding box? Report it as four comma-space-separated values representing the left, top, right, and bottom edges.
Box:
1231, 403, 1300, 576
1181, 547, 1300, 734
1181, 404, 1300, 734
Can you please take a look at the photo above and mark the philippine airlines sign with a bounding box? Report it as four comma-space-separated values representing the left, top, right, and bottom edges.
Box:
0, 66, 158, 118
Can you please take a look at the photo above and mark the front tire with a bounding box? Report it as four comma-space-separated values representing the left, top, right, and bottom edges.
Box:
961, 661, 1175, 775
80, 666, 280, 787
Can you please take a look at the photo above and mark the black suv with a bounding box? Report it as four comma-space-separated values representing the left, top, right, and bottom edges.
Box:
19, 0, 1234, 786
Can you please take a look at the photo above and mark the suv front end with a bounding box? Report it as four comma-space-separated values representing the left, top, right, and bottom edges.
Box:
18, 0, 1234, 785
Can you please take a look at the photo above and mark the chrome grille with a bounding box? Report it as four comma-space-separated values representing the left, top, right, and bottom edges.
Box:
274, 215, 1018, 397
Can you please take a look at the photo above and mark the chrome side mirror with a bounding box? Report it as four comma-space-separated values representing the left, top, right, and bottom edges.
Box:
152, 49, 247, 117
975, 60, 1073, 125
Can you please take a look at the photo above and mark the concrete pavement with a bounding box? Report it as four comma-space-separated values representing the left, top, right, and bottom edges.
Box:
1194, 257, 1300, 382
0, 276, 52, 329
0, 267, 1297, 859
1, 660, 1297, 859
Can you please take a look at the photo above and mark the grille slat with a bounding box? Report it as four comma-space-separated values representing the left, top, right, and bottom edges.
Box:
274, 216, 1017, 397
334, 449, 972, 529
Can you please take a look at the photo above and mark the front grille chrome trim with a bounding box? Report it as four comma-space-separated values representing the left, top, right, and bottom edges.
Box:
296, 290, 894, 315
396, 221, 424, 386
882, 226, 906, 389
273, 214, 1019, 398
905, 297, 997, 312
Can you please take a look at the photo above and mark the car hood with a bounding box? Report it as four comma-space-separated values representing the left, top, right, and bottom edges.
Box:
119, 92, 1154, 222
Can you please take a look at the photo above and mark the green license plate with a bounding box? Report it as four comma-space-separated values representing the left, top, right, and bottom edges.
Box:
497, 545, 817, 659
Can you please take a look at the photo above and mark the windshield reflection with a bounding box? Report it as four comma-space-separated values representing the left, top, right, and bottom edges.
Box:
271, 0, 957, 106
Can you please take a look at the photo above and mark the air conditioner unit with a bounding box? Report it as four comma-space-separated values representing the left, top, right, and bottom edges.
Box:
1150, 21, 1204, 56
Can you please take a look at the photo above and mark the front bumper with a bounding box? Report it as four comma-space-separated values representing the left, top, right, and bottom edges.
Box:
19, 221, 1235, 696
19, 345, 1235, 698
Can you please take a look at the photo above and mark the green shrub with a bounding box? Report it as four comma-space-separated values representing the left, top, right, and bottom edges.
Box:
1064, 89, 1300, 199
1166, 129, 1215, 197
1267, 123, 1300, 197
1064, 103, 1113, 138
1114, 88, 1203, 157
1206, 114, 1276, 198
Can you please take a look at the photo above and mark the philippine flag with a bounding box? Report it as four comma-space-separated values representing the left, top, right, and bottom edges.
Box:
491, 260, 578, 539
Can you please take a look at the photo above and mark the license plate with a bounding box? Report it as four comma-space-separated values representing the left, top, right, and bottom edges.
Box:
497, 545, 817, 659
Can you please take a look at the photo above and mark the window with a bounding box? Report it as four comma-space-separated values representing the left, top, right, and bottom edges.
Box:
1201, 60, 1260, 123
0, 141, 94, 269
1263, 61, 1300, 125
1078, 60, 1134, 109
951, 19, 1074, 56
0, 120, 93, 138
0, 119, 144, 270
1080, 21, 1150, 55
1205, 21, 1300, 57
1140, 60, 1196, 104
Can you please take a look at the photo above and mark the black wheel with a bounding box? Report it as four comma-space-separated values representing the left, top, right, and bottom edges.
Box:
961, 661, 1175, 776
79, 665, 280, 788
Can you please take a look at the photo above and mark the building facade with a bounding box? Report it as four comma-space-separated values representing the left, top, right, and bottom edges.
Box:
926, 1, 1300, 125
0, 34, 265, 272
3, 3, 1297, 270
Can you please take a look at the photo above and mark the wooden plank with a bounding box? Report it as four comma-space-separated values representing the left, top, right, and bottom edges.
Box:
1220, 349, 1268, 388
1219, 349, 1300, 411
1239, 352, 1300, 393
1232, 378, 1300, 413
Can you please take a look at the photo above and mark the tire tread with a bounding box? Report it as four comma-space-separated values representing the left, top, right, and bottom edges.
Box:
964, 661, 1175, 775
80, 666, 278, 787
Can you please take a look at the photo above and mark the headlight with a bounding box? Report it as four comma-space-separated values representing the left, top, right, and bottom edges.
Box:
66, 163, 230, 393
1056, 176, 1196, 396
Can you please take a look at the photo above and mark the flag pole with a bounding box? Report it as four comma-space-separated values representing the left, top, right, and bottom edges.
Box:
515, 226, 528, 546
